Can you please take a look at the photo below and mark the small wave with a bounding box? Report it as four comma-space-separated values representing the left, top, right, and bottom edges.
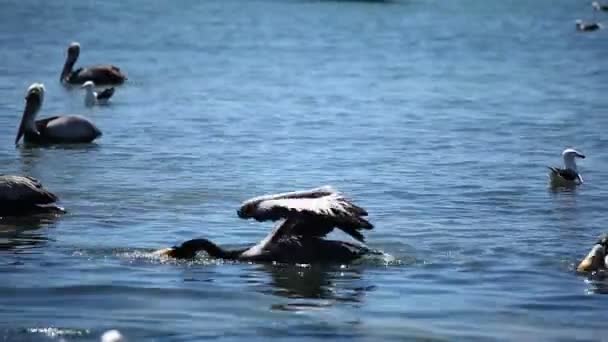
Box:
27, 327, 90, 338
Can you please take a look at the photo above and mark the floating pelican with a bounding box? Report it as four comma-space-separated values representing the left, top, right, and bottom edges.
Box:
60, 42, 126, 86
592, 1, 608, 11
15, 83, 102, 145
82, 81, 115, 107
548, 148, 585, 187
155, 186, 377, 264
577, 234, 607, 273
575, 19, 602, 31
0, 175, 64, 216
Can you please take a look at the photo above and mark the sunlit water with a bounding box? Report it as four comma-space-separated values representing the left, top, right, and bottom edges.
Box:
1, 0, 607, 340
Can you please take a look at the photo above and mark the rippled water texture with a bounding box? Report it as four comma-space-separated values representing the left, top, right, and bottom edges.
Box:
1, 0, 607, 340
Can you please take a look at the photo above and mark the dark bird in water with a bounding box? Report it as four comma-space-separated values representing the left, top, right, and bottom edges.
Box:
575, 20, 602, 31
577, 234, 608, 273
60, 42, 127, 86
155, 186, 377, 264
15, 83, 102, 145
592, 1, 608, 11
82, 81, 114, 107
0, 175, 65, 217
547, 148, 586, 187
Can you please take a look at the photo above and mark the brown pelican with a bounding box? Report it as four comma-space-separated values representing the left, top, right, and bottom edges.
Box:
155, 186, 377, 264
592, 1, 608, 11
0, 175, 64, 216
577, 234, 607, 273
82, 81, 114, 107
575, 20, 602, 31
60, 42, 126, 86
15, 83, 102, 145
548, 148, 586, 187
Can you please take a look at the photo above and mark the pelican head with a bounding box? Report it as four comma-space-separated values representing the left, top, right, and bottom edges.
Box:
577, 234, 608, 273
67, 42, 81, 60
15, 83, 45, 145
61, 42, 81, 82
592, 1, 600, 10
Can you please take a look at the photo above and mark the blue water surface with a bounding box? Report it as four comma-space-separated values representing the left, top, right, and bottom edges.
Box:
0, 0, 607, 340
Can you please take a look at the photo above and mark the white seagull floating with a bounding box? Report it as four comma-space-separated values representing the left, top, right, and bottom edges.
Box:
547, 148, 586, 187
82, 81, 115, 107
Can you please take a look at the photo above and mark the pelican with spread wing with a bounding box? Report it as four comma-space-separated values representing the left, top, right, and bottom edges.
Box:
155, 186, 377, 264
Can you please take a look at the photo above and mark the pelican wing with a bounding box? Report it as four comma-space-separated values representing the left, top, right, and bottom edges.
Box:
239, 186, 372, 242
0, 175, 57, 205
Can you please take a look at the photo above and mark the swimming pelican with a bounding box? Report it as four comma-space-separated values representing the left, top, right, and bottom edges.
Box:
155, 186, 377, 264
82, 81, 115, 107
592, 1, 608, 11
575, 19, 602, 31
548, 148, 585, 187
0, 175, 64, 216
577, 234, 607, 273
15, 83, 102, 145
60, 42, 126, 86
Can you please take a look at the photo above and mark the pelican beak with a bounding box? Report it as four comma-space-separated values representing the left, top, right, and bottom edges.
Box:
577, 244, 606, 273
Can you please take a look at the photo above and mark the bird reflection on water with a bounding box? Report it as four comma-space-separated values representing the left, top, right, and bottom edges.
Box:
0, 215, 60, 253
250, 263, 374, 311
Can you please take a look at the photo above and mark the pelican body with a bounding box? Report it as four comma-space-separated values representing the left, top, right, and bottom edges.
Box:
0, 175, 64, 216
15, 83, 102, 145
82, 81, 114, 107
156, 186, 376, 264
548, 148, 585, 187
577, 235, 607, 273
60, 42, 126, 86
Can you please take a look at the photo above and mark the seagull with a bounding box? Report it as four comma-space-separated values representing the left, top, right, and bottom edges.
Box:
548, 148, 586, 187
60, 42, 126, 86
576, 19, 602, 31
592, 1, 608, 11
15, 83, 102, 145
82, 81, 115, 107
577, 234, 607, 273
154, 186, 378, 264
0, 175, 65, 216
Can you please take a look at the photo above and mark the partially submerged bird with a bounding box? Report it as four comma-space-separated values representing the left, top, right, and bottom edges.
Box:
575, 20, 602, 31
155, 186, 377, 264
60, 42, 126, 86
577, 234, 607, 273
0, 175, 64, 217
548, 148, 586, 187
592, 1, 608, 11
15, 83, 102, 145
82, 81, 115, 107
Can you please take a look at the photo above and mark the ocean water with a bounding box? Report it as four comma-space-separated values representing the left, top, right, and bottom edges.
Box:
1, 0, 607, 340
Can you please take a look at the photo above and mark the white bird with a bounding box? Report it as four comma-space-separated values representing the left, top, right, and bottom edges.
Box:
577, 234, 607, 273
100, 329, 125, 342
592, 1, 608, 11
81, 81, 115, 107
548, 148, 586, 187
